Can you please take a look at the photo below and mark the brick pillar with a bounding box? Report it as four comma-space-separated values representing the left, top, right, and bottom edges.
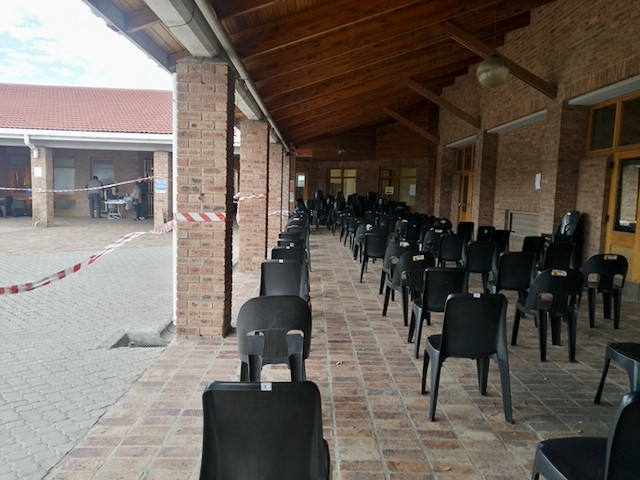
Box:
239, 120, 269, 272
30, 146, 53, 227
268, 142, 284, 247
288, 154, 297, 213
152, 151, 172, 228
434, 145, 454, 218
475, 133, 498, 227
175, 57, 235, 337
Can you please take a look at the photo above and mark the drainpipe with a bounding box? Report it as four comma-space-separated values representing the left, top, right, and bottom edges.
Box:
194, 0, 292, 153
23, 133, 39, 158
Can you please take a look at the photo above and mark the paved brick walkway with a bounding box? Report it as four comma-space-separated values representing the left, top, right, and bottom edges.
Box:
2, 217, 638, 479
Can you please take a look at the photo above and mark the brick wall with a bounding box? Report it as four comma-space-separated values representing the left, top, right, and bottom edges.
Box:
175, 57, 234, 337
438, 0, 640, 257
239, 120, 269, 272
268, 142, 284, 247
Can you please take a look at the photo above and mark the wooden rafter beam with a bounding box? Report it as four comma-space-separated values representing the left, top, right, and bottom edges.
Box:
403, 78, 481, 129
125, 6, 160, 33
439, 21, 557, 99
382, 107, 440, 145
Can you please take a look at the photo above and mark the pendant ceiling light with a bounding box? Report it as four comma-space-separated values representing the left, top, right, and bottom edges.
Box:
476, 0, 509, 88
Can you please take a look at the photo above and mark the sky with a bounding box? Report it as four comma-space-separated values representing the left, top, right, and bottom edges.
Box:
0, 0, 173, 90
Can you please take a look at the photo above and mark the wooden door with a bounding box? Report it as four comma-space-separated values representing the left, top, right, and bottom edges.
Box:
457, 172, 473, 222
605, 150, 640, 282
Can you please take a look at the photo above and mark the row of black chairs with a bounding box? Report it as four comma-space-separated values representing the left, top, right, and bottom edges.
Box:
200, 211, 331, 480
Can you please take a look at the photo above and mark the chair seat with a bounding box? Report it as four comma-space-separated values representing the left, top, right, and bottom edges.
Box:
533, 437, 606, 480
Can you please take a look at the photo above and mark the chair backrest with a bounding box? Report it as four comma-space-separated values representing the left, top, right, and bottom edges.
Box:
494, 252, 536, 296
200, 380, 329, 480
437, 233, 466, 263
542, 241, 574, 270
456, 221, 475, 242
405, 221, 422, 243
476, 225, 495, 241
382, 241, 418, 273
605, 391, 640, 479
491, 229, 511, 254
279, 231, 302, 242
363, 232, 389, 259
236, 295, 312, 363
391, 251, 434, 290
466, 241, 497, 274
440, 293, 508, 358
556, 210, 581, 236
521, 236, 544, 263
421, 228, 445, 255
581, 253, 628, 291
422, 267, 468, 313
524, 268, 583, 315
271, 246, 307, 265
260, 259, 308, 300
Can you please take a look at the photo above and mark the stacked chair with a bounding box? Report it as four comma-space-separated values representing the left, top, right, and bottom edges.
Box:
199, 209, 331, 480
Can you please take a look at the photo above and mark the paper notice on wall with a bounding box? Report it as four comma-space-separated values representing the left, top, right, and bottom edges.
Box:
409, 184, 416, 196
535, 173, 541, 190
34, 167, 42, 178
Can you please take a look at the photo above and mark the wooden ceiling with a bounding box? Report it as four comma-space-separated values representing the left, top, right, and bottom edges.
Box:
85, 0, 557, 154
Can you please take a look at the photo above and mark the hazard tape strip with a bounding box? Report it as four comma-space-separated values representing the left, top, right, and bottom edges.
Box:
175, 212, 226, 222
0, 220, 176, 296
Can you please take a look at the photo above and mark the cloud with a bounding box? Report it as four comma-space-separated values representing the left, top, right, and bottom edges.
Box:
0, 0, 173, 90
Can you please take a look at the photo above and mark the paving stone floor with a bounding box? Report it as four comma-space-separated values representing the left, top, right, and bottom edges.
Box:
4, 217, 638, 479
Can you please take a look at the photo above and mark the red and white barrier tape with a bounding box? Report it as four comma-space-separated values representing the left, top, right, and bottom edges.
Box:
175, 212, 226, 222
0, 220, 175, 296
0, 176, 158, 194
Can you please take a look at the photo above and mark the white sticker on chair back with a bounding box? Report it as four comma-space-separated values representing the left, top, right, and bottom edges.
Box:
260, 382, 273, 391
604, 254, 618, 260
550, 269, 568, 276
413, 254, 425, 261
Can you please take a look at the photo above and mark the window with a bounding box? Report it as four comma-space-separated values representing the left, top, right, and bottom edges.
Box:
588, 93, 640, 153
614, 160, 640, 233
54, 157, 76, 210
380, 167, 416, 206
328, 168, 356, 197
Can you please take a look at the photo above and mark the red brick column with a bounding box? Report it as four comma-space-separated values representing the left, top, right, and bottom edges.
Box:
30, 146, 53, 227
175, 58, 235, 337
152, 151, 172, 228
268, 142, 284, 248
282, 153, 292, 215
238, 120, 269, 272
288, 154, 297, 212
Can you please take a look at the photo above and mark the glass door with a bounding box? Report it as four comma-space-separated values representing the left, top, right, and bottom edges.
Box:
605, 150, 640, 282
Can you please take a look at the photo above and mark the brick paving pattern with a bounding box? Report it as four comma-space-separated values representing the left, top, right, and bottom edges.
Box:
1, 217, 638, 479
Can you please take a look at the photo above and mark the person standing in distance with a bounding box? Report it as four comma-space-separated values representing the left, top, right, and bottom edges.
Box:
87, 175, 103, 218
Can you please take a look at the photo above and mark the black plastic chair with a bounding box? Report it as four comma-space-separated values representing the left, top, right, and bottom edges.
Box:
382, 251, 432, 327
466, 240, 497, 293
236, 295, 312, 381
421, 293, 512, 423
522, 235, 544, 269
200, 380, 330, 480
532, 391, 640, 480
491, 229, 511, 255
594, 342, 640, 404
379, 240, 418, 295
260, 259, 310, 304
476, 225, 495, 242
352, 222, 369, 261
581, 254, 628, 329
360, 231, 389, 282
488, 252, 537, 302
512, 268, 584, 362
456, 221, 475, 243
409, 267, 468, 358
541, 241, 575, 271
436, 233, 466, 267
420, 228, 445, 257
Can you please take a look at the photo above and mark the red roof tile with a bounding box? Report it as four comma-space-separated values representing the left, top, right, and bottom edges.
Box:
0, 83, 172, 135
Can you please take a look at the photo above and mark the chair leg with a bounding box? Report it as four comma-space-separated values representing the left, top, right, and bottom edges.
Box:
511, 309, 522, 345
567, 310, 577, 362
414, 311, 426, 359
496, 355, 513, 423
421, 351, 430, 394
550, 317, 562, 346
240, 361, 249, 381
360, 257, 367, 283
407, 309, 416, 343
289, 353, 306, 381
402, 287, 409, 327
588, 288, 596, 328
613, 291, 622, 329
594, 355, 611, 404
477, 358, 490, 395
248, 355, 263, 382
429, 358, 443, 421
379, 272, 385, 295
538, 310, 548, 362
603, 291, 612, 320
382, 287, 391, 316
